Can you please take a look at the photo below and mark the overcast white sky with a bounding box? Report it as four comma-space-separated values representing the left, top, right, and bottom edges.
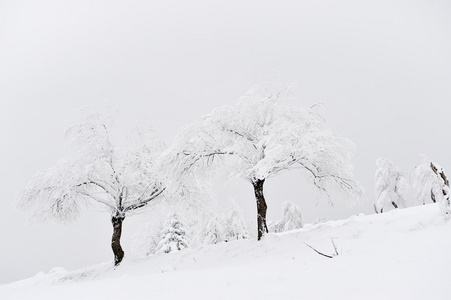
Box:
1, 0, 450, 284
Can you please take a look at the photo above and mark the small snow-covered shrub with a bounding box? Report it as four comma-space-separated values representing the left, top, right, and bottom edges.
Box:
203, 216, 225, 245
224, 204, 250, 241
156, 213, 190, 254
269, 201, 303, 233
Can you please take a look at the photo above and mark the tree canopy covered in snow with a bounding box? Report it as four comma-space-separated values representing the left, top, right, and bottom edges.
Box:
374, 158, 408, 213
17, 114, 166, 265
411, 159, 450, 216
165, 79, 364, 239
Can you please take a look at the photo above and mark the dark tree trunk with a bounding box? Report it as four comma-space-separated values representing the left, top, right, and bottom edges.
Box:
252, 179, 268, 240
391, 201, 398, 209
111, 214, 125, 266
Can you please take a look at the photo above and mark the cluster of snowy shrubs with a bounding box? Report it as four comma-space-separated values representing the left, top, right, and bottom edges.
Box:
133, 200, 304, 258
374, 157, 450, 216
132, 203, 250, 257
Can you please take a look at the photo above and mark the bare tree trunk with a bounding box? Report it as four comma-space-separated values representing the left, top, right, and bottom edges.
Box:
252, 179, 268, 240
391, 201, 398, 209
111, 214, 125, 266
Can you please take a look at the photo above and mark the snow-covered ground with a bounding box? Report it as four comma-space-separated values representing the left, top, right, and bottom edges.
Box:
2, 204, 450, 300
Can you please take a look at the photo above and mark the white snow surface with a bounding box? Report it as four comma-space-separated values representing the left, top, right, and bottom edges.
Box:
1, 204, 450, 300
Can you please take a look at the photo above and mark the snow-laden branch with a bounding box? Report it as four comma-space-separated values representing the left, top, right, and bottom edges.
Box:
124, 187, 166, 213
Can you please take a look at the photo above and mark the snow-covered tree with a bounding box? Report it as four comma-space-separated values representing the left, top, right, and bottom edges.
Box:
156, 213, 190, 254
224, 203, 250, 241
202, 216, 225, 245
374, 158, 408, 213
411, 159, 450, 216
131, 178, 216, 254
269, 201, 303, 233
165, 79, 364, 239
17, 114, 166, 265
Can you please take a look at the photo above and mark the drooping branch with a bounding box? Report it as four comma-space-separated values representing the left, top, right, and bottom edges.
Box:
74, 189, 115, 212
76, 180, 109, 194
224, 128, 258, 149
74, 181, 116, 211
269, 157, 297, 176
297, 160, 357, 192
91, 178, 117, 195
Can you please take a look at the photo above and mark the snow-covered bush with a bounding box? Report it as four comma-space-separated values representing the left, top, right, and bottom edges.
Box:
374, 158, 408, 213
202, 216, 225, 245
269, 201, 303, 233
131, 184, 217, 254
156, 213, 190, 254
224, 204, 250, 241
411, 159, 450, 216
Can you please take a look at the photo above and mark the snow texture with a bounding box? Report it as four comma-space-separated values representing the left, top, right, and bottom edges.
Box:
2, 204, 450, 300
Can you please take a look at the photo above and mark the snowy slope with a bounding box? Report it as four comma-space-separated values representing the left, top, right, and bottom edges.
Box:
2, 204, 450, 300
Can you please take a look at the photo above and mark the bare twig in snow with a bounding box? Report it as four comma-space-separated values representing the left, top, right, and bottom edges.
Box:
305, 239, 340, 259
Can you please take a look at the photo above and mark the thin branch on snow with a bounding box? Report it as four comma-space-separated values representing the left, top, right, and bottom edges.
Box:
304, 243, 333, 259
331, 238, 339, 256
305, 239, 340, 259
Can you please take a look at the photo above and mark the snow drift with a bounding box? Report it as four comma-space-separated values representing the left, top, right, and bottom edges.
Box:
1, 204, 450, 300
